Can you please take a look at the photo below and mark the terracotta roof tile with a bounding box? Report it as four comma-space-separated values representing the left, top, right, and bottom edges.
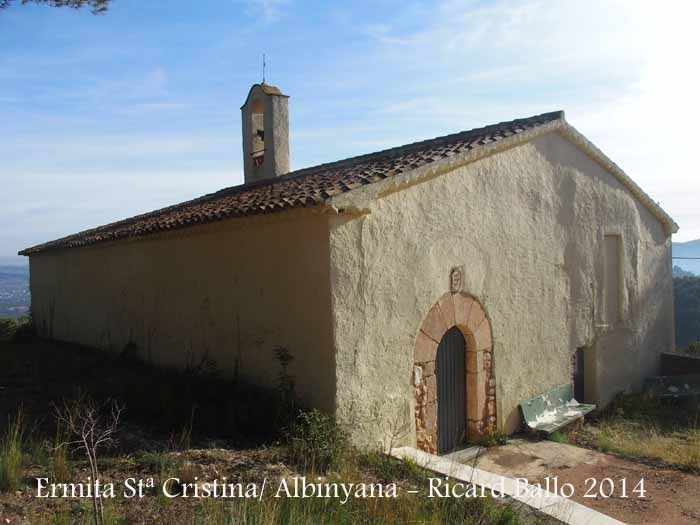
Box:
19, 111, 564, 255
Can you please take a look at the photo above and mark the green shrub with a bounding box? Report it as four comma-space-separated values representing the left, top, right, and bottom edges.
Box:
0, 318, 17, 340
478, 430, 508, 448
0, 317, 32, 341
273, 346, 297, 429
171, 406, 195, 451
580, 392, 700, 472
605, 391, 662, 422
119, 341, 141, 362
357, 452, 427, 483
285, 410, 349, 473
547, 431, 568, 444
11, 318, 34, 342
0, 410, 25, 492
188, 483, 521, 525
138, 451, 175, 473
674, 275, 700, 348
0, 316, 34, 343
26, 435, 49, 467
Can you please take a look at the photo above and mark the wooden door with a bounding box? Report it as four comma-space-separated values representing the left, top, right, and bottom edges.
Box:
436, 327, 467, 454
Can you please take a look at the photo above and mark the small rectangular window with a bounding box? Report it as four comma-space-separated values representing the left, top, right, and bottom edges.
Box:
572, 348, 585, 401
603, 234, 622, 323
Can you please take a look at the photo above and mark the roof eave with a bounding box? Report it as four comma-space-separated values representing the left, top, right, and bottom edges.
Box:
18, 203, 338, 257
328, 117, 565, 211
20, 109, 677, 255
328, 117, 678, 237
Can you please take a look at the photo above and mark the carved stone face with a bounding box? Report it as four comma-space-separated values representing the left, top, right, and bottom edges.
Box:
450, 266, 463, 293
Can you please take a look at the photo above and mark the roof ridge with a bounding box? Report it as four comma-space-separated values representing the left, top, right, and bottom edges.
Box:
67, 111, 565, 237
166, 110, 566, 202
19, 110, 567, 255
284, 110, 565, 179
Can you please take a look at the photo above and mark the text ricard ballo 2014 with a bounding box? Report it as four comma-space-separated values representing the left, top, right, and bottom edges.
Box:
35, 475, 647, 504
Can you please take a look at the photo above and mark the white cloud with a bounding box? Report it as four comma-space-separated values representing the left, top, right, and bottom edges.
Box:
1, 133, 230, 162
117, 102, 189, 115
4, 0, 700, 257
565, 2, 700, 240
1, 169, 242, 253
241, 0, 290, 23
348, 0, 700, 239
142, 67, 169, 95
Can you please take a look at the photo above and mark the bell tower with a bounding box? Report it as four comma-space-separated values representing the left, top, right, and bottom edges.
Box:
241, 83, 290, 184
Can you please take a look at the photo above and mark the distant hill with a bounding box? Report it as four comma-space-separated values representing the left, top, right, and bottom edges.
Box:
0, 264, 29, 318
673, 239, 700, 276
675, 274, 700, 349
0, 255, 28, 267
0, 265, 28, 282
674, 265, 695, 277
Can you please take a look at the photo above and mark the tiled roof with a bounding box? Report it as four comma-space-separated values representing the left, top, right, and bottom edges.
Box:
20, 111, 564, 255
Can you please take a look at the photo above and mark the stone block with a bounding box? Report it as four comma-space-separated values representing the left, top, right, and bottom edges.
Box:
420, 304, 448, 343
415, 330, 438, 362
467, 419, 484, 439
438, 294, 456, 328
467, 384, 479, 416
423, 402, 437, 432
422, 438, 437, 455
453, 294, 474, 328
413, 365, 423, 387
467, 301, 486, 334
488, 399, 496, 416
483, 351, 492, 372
475, 321, 492, 350
468, 377, 487, 420
467, 350, 483, 375
426, 374, 437, 403
416, 432, 429, 452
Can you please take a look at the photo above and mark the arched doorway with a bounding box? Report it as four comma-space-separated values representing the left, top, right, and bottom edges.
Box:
413, 292, 496, 454
436, 327, 467, 453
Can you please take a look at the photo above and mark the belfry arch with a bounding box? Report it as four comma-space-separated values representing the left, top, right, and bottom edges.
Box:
413, 292, 496, 454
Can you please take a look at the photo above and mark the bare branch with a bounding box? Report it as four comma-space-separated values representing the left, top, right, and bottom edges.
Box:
52, 395, 123, 525
0, 0, 111, 14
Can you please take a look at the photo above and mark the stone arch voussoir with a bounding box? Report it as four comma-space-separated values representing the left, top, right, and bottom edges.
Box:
413, 292, 496, 454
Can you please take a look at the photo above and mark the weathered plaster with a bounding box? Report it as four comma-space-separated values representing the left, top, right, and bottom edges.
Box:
329, 131, 673, 449
29, 212, 336, 410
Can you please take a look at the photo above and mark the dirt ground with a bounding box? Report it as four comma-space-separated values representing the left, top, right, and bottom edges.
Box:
473, 440, 700, 525
0, 446, 294, 524
2, 338, 696, 523
0, 339, 558, 524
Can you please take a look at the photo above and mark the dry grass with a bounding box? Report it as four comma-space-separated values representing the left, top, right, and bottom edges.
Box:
186, 490, 523, 525
10, 444, 534, 525
0, 409, 25, 492
0, 338, 557, 525
575, 393, 700, 472
595, 421, 700, 471
50, 424, 72, 483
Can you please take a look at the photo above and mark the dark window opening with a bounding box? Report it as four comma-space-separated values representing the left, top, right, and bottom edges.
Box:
572, 347, 585, 402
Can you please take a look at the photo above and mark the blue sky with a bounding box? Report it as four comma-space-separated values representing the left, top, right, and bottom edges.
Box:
1, 0, 699, 265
